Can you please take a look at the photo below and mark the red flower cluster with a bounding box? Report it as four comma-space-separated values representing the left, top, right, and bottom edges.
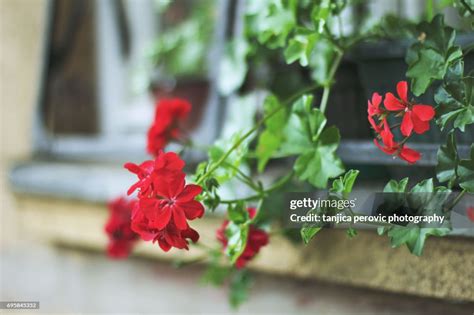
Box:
368, 81, 435, 164
125, 151, 204, 251
147, 98, 191, 157
217, 208, 269, 269
104, 197, 139, 259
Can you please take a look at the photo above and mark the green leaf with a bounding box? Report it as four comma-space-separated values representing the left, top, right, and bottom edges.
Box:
294, 126, 344, 188
330, 169, 360, 199
229, 270, 253, 309
406, 48, 447, 96
284, 29, 318, 66
227, 202, 249, 224
311, 0, 331, 32
218, 39, 249, 95
256, 95, 287, 172
246, 0, 297, 49
280, 94, 322, 155
436, 131, 458, 187
435, 76, 474, 132
406, 15, 462, 96
436, 132, 474, 192
346, 227, 358, 239
383, 178, 409, 193
301, 226, 321, 244
225, 222, 249, 264
387, 225, 451, 256
201, 264, 230, 286
458, 145, 474, 192
281, 95, 320, 155
300, 170, 359, 245
308, 38, 336, 85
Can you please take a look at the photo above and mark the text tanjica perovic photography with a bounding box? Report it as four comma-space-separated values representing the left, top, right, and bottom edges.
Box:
2, 0, 474, 313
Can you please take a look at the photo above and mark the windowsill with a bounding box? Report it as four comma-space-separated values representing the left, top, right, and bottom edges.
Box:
9, 157, 474, 238
34, 137, 471, 166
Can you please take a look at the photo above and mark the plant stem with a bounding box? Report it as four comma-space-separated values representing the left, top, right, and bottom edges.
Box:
448, 189, 467, 211
220, 172, 294, 204
460, 0, 474, 14
320, 51, 343, 113
195, 84, 319, 186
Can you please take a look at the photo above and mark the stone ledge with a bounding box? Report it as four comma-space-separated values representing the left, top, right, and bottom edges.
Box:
14, 194, 474, 302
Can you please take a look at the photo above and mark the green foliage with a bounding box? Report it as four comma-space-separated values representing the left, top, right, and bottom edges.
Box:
406, 15, 463, 96
383, 178, 409, 193
309, 38, 337, 85
256, 95, 288, 172
277, 95, 344, 188
387, 225, 450, 256
300, 169, 359, 244
301, 223, 322, 244
149, 0, 214, 77
329, 169, 359, 199
246, 0, 297, 49
379, 178, 453, 256
224, 202, 253, 264
458, 145, 474, 192
284, 28, 318, 66
435, 63, 474, 132
229, 270, 253, 309
437, 132, 474, 192
201, 264, 230, 286
228, 201, 251, 224
293, 127, 344, 188
346, 227, 358, 239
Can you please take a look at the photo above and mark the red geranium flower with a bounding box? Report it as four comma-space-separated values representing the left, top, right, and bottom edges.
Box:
373, 119, 421, 164
125, 151, 204, 251
104, 197, 139, 259
147, 98, 191, 157
368, 92, 382, 117
124, 151, 185, 197
368, 92, 384, 133
217, 208, 269, 269
138, 176, 204, 231
384, 81, 435, 137
131, 204, 199, 251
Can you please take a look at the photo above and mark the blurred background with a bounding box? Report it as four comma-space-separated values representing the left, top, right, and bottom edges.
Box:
1, 0, 473, 313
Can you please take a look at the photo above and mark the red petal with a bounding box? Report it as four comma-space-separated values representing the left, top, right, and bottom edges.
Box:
177, 201, 205, 220
380, 120, 395, 148
172, 205, 189, 230
372, 92, 382, 108
374, 139, 396, 155
168, 175, 186, 198
127, 181, 141, 195
384, 92, 406, 111
401, 112, 414, 137
182, 227, 200, 243
397, 81, 408, 103
467, 207, 474, 222
412, 105, 435, 121
412, 115, 430, 134
177, 184, 202, 202
157, 238, 172, 252
124, 162, 141, 174
154, 205, 172, 230
368, 115, 381, 133
398, 146, 421, 164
